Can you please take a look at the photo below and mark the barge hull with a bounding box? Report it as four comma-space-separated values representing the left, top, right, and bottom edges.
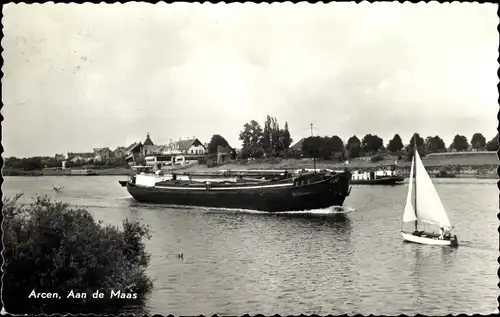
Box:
125, 173, 351, 213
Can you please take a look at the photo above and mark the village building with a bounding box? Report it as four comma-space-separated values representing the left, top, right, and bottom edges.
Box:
290, 138, 305, 156
66, 152, 94, 164
54, 153, 65, 162
215, 145, 234, 164
113, 146, 128, 158
93, 147, 113, 163
125, 142, 144, 165
143, 133, 154, 146
124, 133, 208, 167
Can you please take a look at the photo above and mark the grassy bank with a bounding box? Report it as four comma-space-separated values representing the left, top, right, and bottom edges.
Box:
4, 153, 498, 179
2, 167, 132, 176
181, 157, 498, 179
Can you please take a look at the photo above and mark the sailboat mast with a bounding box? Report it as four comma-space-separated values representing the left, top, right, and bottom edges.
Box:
413, 134, 418, 232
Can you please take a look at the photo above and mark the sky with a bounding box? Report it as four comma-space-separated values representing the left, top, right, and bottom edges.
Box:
2, 2, 498, 158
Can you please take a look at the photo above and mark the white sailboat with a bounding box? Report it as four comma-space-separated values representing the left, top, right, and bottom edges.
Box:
401, 148, 458, 247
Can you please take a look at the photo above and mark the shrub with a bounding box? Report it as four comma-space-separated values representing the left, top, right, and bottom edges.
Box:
291, 151, 303, 159
2, 194, 153, 314
207, 162, 221, 168
251, 147, 265, 159
238, 147, 251, 159
370, 154, 385, 163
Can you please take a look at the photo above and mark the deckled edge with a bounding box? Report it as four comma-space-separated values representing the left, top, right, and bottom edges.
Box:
1, 1, 500, 5
1, 1, 6, 316
496, 1, 500, 315
0, 1, 498, 316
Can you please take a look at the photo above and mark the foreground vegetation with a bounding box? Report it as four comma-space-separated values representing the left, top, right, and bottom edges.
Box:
2, 194, 153, 314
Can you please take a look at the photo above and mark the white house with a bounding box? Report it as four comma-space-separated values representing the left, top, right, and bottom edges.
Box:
143, 138, 207, 167
163, 138, 207, 155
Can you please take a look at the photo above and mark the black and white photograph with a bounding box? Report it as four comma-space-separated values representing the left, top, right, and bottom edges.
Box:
1, 1, 498, 315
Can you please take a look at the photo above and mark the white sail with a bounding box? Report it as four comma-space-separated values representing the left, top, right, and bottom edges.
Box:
414, 151, 452, 227
402, 158, 417, 223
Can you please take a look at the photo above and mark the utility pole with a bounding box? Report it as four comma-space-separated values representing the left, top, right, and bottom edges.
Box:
310, 123, 316, 172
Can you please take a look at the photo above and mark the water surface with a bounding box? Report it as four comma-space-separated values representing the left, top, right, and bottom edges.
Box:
3, 176, 498, 315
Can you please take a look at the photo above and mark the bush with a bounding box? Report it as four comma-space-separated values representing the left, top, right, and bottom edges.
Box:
291, 151, 303, 159
370, 154, 385, 163
251, 147, 265, 159
2, 194, 153, 314
238, 147, 251, 159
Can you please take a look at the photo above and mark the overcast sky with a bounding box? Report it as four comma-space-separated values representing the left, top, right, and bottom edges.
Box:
2, 2, 498, 157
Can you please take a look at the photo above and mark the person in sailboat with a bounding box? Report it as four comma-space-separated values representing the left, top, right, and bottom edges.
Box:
443, 227, 451, 240
439, 226, 445, 240
283, 170, 289, 180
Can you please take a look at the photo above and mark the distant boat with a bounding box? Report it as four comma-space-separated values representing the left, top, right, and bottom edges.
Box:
70, 168, 97, 176
401, 148, 458, 247
350, 169, 404, 185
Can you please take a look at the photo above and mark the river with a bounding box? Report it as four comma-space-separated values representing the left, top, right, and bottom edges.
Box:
3, 176, 498, 315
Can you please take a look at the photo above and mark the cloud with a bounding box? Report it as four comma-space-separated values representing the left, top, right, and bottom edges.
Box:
2, 2, 498, 157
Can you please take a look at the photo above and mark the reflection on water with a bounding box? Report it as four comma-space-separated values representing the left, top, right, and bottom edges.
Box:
2, 176, 498, 315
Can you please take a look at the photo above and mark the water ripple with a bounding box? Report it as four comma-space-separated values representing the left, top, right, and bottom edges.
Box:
3, 176, 497, 315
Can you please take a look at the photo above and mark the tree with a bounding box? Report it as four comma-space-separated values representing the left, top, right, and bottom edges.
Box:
260, 115, 293, 155
239, 120, 263, 149
302, 136, 335, 160
361, 134, 384, 155
2, 194, 153, 314
387, 134, 404, 153
471, 133, 486, 150
346, 135, 361, 158
424, 135, 446, 153
408, 133, 425, 148
270, 117, 281, 152
406, 133, 426, 161
207, 134, 230, 154
5, 157, 21, 168
486, 133, 499, 151
281, 122, 293, 150
6, 157, 45, 170
451, 134, 469, 152
262, 115, 272, 152
330, 135, 345, 154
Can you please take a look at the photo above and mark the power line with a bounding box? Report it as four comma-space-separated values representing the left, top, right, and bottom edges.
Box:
303, 124, 320, 136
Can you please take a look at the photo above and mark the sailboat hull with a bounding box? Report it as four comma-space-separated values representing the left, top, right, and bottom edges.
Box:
401, 232, 458, 247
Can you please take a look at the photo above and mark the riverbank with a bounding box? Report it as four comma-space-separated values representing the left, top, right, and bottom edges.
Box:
2, 167, 132, 177
2, 162, 198, 177
180, 157, 498, 179
3, 155, 498, 179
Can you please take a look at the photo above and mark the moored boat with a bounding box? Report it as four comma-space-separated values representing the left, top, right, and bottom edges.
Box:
120, 168, 352, 213
350, 169, 404, 185
69, 168, 98, 176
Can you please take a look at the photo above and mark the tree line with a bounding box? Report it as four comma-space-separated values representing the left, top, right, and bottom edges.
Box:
208, 115, 500, 161
6, 125, 500, 169
303, 132, 498, 161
